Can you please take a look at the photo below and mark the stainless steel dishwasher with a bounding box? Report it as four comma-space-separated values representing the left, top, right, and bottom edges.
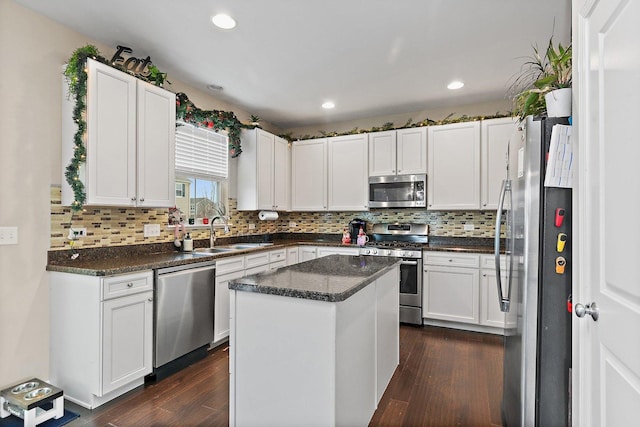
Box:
154, 261, 216, 369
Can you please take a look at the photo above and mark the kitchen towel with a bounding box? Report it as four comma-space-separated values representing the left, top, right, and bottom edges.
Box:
258, 211, 278, 221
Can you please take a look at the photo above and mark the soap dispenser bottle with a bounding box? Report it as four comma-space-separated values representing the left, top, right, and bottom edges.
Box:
183, 232, 193, 252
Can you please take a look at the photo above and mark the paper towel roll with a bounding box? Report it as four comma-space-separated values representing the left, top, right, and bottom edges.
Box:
258, 211, 279, 221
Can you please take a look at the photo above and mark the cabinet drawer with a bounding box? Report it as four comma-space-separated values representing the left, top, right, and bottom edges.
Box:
245, 264, 270, 276
245, 252, 271, 268
480, 254, 506, 270
269, 249, 286, 263
270, 260, 287, 270
216, 255, 245, 275
423, 252, 479, 268
102, 271, 153, 301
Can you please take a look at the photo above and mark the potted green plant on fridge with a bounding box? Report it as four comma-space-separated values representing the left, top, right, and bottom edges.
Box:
510, 37, 572, 120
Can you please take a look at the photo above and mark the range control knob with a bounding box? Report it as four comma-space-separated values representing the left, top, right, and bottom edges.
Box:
364, 249, 370, 255
372, 249, 378, 255
385, 250, 392, 256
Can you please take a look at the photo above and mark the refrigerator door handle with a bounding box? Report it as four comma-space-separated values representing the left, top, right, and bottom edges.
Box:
495, 179, 511, 312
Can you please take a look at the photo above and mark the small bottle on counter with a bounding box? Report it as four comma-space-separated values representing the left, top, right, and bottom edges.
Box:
183, 233, 193, 252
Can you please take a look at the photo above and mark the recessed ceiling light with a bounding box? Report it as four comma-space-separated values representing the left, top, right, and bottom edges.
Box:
212, 14, 236, 29
447, 80, 464, 90
322, 101, 335, 109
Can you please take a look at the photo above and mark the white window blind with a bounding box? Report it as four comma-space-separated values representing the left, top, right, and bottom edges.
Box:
175, 122, 228, 179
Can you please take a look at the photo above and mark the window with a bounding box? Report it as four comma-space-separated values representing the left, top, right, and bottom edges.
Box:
174, 122, 229, 224
175, 182, 186, 198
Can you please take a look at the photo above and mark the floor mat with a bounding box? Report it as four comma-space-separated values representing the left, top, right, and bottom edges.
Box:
0, 409, 79, 427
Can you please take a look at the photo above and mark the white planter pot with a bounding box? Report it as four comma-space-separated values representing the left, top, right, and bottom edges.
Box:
545, 88, 572, 117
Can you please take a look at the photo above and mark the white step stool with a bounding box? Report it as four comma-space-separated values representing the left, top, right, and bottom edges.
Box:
0, 379, 64, 427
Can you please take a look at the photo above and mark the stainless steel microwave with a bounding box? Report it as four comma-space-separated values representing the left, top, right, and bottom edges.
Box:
368, 174, 426, 208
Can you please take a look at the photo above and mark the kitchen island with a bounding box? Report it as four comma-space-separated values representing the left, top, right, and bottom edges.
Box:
228, 254, 400, 427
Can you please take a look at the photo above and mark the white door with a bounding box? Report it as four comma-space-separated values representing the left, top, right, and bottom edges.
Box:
575, 0, 640, 425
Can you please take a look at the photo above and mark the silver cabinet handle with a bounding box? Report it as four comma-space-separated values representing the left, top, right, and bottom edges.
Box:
127, 283, 133, 288
575, 302, 599, 321
139, 198, 145, 202
148, 298, 153, 302
131, 197, 136, 201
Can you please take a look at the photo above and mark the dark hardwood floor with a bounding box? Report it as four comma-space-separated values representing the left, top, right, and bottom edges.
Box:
66, 325, 503, 427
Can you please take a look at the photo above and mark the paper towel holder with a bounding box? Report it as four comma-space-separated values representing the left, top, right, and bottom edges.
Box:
258, 211, 279, 221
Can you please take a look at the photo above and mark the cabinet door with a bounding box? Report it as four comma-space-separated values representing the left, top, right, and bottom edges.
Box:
298, 246, 317, 262
396, 128, 427, 175
215, 270, 244, 343
86, 59, 137, 206
256, 129, 275, 210
273, 136, 290, 210
328, 134, 368, 211
368, 131, 397, 176
423, 265, 479, 324
286, 247, 299, 266
427, 121, 481, 210
291, 139, 327, 211
102, 291, 153, 395
480, 269, 507, 328
136, 81, 176, 207
481, 117, 519, 210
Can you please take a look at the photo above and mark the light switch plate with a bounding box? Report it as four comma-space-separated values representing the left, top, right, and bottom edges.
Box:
463, 224, 475, 231
248, 223, 256, 230
0, 226, 18, 245
144, 224, 161, 237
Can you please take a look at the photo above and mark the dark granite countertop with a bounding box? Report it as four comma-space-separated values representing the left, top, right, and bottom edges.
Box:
229, 255, 401, 302
46, 234, 501, 276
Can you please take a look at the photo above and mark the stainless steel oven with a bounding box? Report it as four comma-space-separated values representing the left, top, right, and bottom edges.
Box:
359, 223, 428, 325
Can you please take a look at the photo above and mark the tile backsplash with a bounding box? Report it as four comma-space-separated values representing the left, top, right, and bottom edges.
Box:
50, 185, 500, 250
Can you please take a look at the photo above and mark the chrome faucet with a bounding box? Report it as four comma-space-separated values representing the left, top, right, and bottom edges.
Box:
209, 215, 230, 247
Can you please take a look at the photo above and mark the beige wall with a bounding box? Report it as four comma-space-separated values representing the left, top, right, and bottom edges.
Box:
284, 99, 511, 138
0, 0, 269, 388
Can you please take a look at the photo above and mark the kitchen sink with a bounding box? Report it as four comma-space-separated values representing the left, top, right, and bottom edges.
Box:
227, 243, 274, 249
193, 247, 238, 254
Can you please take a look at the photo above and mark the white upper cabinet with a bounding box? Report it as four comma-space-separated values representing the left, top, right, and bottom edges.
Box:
327, 134, 369, 211
136, 81, 176, 208
369, 128, 427, 176
291, 139, 327, 211
62, 58, 175, 208
237, 128, 290, 211
480, 117, 520, 210
396, 128, 428, 175
427, 121, 481, 210
368, 131, 396, 176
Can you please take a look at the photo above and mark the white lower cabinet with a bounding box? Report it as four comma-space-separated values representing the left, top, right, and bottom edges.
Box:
214, 249, 291, 344
423, 255, 480, 324
298, 246, 318, 262
423, 252, 509, 334
286, 246, 299, 266
480, 254, 517, 328
215, 269, 244, 344
50, 270, 153, 409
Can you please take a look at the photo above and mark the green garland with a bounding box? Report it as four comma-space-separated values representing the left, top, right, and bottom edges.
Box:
175, 92, 250, 158
283, 112, 514, 141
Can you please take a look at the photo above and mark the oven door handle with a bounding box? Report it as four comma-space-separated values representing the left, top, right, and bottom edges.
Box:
400, 260, 419, 266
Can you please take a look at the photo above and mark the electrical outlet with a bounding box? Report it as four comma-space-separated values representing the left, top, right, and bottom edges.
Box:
0, 226, 18, 245
463, 224, 475, 231
67, 227, 87, 240
144, 224, 161, 237
248, 223, 256, 230
289, 222, 297, 228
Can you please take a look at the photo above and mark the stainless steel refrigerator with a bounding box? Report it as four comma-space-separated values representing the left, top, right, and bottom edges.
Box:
495, 116, 572, 427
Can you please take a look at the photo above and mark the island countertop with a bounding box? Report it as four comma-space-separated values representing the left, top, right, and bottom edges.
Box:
229, 254, 401, 302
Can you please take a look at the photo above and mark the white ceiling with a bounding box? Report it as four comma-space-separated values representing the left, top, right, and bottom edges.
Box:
15, 0, 571, 129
